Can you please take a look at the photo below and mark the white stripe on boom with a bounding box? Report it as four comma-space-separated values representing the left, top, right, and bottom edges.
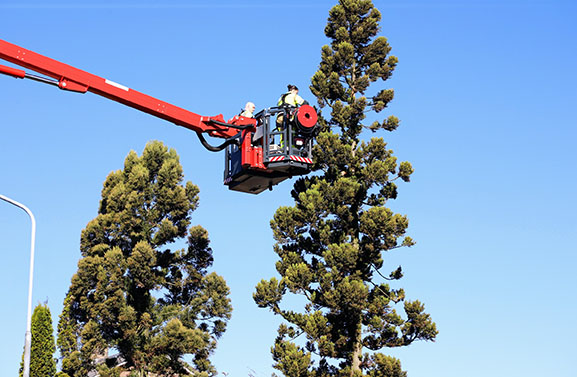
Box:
105, 79, 129, 91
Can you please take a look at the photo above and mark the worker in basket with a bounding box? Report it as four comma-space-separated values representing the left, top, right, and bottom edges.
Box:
240, 101, 256, 118
276, 84, 309, 147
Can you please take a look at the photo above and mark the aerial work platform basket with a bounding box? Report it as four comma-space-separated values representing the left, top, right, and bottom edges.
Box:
224, 105, 318, 194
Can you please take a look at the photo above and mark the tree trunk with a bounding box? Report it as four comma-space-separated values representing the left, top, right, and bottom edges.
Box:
350, 315, 363, 377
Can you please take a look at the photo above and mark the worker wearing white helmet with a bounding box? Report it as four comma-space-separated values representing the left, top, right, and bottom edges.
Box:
240, 101, 256, 118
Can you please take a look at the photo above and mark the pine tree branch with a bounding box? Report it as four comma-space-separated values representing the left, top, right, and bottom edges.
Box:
370, 263, 393, 281
288, 329, 305, 342
368, 280, 389, 298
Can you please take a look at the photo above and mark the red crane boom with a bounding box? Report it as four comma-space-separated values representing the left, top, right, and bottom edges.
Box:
0, 39, 319, 194
0, 39, 238, 138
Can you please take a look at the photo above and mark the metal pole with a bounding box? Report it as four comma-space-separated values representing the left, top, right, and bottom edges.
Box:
0, 194, 36, 377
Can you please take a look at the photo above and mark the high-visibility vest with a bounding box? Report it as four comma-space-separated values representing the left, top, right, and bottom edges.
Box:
278, 92, 305, 106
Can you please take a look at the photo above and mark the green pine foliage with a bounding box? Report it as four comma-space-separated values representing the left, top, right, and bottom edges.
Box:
254, 1, 437, 376
57, 141, 232, 377
19, 303, 56, 377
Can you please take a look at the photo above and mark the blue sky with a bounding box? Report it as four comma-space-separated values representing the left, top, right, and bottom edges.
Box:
1, 1, 576, 376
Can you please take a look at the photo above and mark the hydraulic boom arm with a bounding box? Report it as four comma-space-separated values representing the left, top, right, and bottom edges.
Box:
0, 39, 245, 139
0, 38, 319, 194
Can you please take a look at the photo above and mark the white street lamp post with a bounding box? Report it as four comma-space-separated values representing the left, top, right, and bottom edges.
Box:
0, 194, 36, 377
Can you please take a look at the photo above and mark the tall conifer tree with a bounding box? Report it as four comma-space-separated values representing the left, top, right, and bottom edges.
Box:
254, 1, 437, 376
57, 141, 232, 377
20, 303, 56, 377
